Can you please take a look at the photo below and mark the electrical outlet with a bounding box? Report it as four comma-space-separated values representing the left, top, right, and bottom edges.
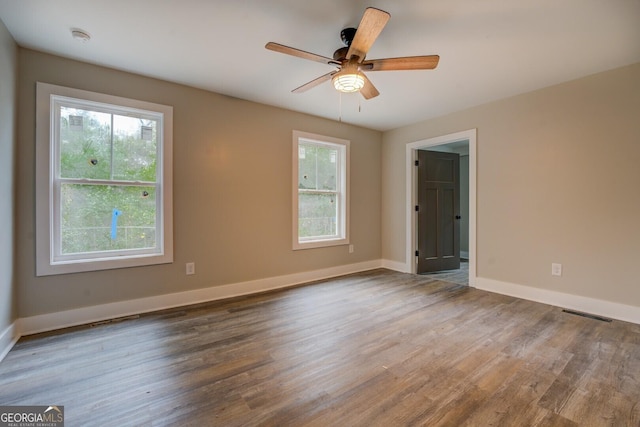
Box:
349, 244, 354, 253
551, 263, 562, 277
186, 262, 195, 275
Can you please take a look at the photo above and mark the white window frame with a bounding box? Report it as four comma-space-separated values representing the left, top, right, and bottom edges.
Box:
35, 82, 173, 276
292, 130, 350, 250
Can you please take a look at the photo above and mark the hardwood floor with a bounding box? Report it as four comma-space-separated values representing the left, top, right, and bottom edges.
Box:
420, 259, 469, 285
1, 269, 639, 426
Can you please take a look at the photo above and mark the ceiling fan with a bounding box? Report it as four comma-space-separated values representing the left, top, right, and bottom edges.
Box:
265, 7, 439, 100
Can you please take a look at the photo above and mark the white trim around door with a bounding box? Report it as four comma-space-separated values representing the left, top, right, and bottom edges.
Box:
405, 129, 477, 286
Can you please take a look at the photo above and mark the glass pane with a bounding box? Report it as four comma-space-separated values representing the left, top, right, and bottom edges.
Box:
60, 184, 157, 254
298, 143, 338, 191
59, 106, 112, 179
113, 115, 158, 181
298, 193, 338, 239
299, 144, 317, 190
316, 146, 338, 191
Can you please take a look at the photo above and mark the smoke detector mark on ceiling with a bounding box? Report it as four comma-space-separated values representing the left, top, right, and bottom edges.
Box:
71, 28, 91, 42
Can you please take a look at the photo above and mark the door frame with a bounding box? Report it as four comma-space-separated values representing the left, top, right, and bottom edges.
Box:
405, 129, 477, 286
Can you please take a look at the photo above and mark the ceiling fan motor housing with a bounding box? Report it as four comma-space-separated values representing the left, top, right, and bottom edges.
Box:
334, 28, 357, 61
333, 47, 349, 61
340, 28, 357, 46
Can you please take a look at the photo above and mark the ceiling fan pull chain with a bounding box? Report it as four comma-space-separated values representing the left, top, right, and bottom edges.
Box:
338, 91, 342, 122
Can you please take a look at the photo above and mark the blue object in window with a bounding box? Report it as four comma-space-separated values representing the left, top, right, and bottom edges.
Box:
111, 209, 122, 240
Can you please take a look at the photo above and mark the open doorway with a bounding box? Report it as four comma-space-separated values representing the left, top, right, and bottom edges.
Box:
405, 129, 477, 286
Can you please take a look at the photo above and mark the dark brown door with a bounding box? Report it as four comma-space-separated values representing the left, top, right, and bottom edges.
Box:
417, 150, 460, 274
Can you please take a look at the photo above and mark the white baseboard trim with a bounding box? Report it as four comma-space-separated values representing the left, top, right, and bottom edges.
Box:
10, 265, 637, 358
18, 260, 384, 337
0, 321, 19, 363
475, 277, 640, 325
381, 259, 410, 273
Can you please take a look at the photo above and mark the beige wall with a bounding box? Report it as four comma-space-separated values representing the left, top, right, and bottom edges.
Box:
382, 62, 640, 307
0, 20, 17, 334
11, 46, 640, 319
16, 49, 382, 317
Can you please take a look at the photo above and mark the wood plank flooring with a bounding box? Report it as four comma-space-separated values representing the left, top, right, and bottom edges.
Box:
1, 269, 639, 426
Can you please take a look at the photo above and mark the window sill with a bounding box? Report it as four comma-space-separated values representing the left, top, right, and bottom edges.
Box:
37, 253, 173, 276
293, 237, 349, 251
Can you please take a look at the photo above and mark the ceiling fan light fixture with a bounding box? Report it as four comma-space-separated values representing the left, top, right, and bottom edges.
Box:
332, 70, 365, 93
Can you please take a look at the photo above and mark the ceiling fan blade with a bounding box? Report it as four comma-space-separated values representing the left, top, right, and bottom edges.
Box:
362, 55, 440, 71
292, 71, 337, 93
266, 42, 335, 65
359, 74, 380, 100
346, 7, 390, 63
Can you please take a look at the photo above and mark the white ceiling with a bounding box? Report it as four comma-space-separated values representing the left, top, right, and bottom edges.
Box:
1, 0, 639, 131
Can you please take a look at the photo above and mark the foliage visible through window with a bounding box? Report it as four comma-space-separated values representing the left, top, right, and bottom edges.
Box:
293, 131, 349, 249
58, 106, 158, 255
36, 83, 173, 275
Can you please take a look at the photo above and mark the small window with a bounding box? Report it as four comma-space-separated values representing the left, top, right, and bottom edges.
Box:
36, 83, 173, 275
292, 130, 349, 250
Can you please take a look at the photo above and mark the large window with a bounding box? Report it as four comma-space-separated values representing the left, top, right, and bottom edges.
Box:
36, 83, 173, 275
292, 131, 349, 250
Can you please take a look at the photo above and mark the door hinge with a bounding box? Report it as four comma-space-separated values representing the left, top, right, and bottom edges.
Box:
415, 205, 419, 212
414, 160, 419, 166
415, 250, 419, 257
